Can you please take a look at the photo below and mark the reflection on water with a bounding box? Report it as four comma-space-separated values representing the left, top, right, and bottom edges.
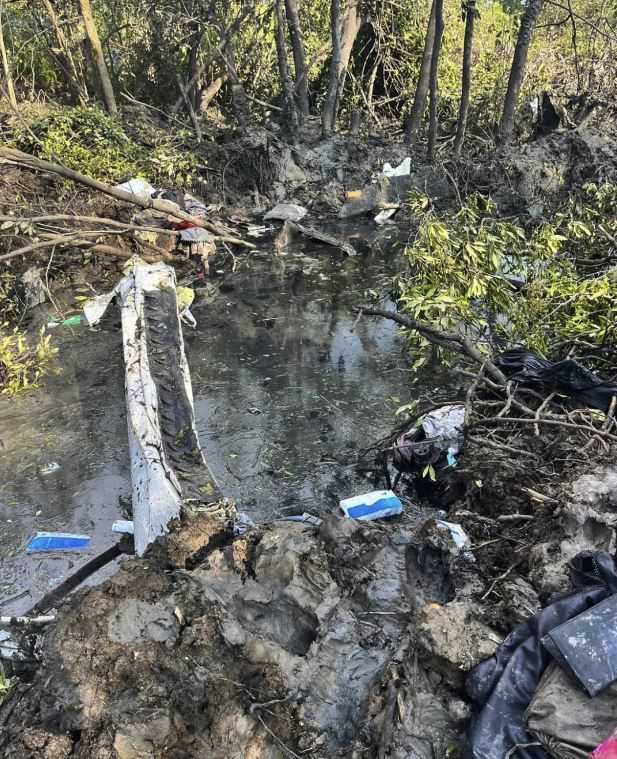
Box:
0, 227, 416, 613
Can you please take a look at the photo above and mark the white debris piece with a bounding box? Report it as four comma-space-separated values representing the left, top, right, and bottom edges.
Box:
113, 178, 156, 201
382, 157, 411, 177
264, 203, 308, 222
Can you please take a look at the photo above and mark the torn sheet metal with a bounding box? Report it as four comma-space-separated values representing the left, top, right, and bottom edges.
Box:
85, 259, 220, 555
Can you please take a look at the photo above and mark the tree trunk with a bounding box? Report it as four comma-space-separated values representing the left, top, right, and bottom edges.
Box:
499, 0, 545, 142
427, 0, 444, 162
78, 0, 117, 114
322, 0, 341, 136
453, 0, 476, 157
0, 2, 17, 109
275, 0, 299, 131
284, 0, 309, 116
405, 0, 436, 146
41, 0, 88, 104
322, 0, 361, 136
199, 73, 227, 112
219, 41, 250, 128
186, 22, 202, 112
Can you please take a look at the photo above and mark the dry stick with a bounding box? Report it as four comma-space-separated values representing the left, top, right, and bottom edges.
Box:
465, 361, 486, 424
0, 214, 181, 236
466, 434, 538, 459
603, 394, 617, 431
472, 416, 617, 443
175, 72, 203, 143
481, 562, 520, 601
534, 391, 556, 435
0, 147, 255, 249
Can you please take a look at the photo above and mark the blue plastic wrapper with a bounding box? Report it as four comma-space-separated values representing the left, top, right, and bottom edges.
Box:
26, 532, 91, 553
340, 490, 403, 520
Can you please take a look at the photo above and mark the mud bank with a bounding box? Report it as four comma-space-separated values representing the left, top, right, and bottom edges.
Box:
0, 504, 474, 758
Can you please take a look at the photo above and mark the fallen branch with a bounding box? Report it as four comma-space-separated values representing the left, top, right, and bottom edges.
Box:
356, 306, 507, 385
0, 147, 255, 248
0, 213, 181, 235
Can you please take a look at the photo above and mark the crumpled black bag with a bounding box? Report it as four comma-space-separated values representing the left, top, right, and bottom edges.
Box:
464, 552, 617, 759
495, 349, 617, 414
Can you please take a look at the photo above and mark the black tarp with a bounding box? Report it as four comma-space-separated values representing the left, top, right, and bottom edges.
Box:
495, 349, 617, 414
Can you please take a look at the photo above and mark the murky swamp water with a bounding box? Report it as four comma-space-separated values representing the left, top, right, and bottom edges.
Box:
0, 227, 433, 614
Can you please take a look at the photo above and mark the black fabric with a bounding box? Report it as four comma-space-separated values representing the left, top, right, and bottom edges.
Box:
464, 552, 617, 759
495, 349, 617, 413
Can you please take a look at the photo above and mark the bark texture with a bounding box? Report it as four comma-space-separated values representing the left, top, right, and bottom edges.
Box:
453, 0, 476, 157
78, 0, 117, 114
405, 0, 436, 146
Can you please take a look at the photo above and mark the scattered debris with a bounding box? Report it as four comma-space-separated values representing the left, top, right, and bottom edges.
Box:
466, 551, 617, 759
0, 615, 55, 626
38, 462, 60, 476
496, 348, 617, 413
374, 207, 399, 225
284, 513, 323, 526
20, 267, 46, 309
263, 203, 307, 222
528, 663, 617, 757
274, 220, 357, 256
47, 314, 82, 328
339, 489, 403, 520
113, 178, 156, 200
393, 404, 465, 473
382, 157, 411, 177
25, 533, 91, 553
112, 520, 135, 535
542, 593, 617, 697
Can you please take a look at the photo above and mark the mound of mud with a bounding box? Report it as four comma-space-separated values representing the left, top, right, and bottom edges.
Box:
0, 506, 496, 759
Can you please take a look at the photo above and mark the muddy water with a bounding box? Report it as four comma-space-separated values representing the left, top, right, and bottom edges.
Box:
0, 227, 420, 614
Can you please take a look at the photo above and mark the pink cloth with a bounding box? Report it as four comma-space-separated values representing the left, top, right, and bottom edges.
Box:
592, 735, 617, 758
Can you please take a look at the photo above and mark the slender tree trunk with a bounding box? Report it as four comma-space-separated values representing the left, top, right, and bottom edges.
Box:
78, 0, 117, 114
41, 0, 88, 104
322, 0, 341, 136
219, 41, 250, 128
284, 0, 309, 116
405, 0, 436, 146
275, 0, 298, 131
322, 0, 361, 136
0, 2, 17, 109
499, 0, 545, 142
427, 0, 444, 162
453, 0, 476, 157
187, 23, 201, 112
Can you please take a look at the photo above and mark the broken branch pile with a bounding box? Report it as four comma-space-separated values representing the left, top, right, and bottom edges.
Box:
0, 147, 255, 266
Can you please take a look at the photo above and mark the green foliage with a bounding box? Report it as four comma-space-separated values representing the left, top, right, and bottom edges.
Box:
11, 106, 198, 187
399, 184, 617, 367
0, 325, 58, 396
0, 668, 12, 704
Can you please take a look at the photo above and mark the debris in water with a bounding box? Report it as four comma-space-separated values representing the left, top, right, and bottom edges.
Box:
339, 489, 403, 520
284, 513, 323, 526
25, 532, 91, 553
47, 314, 82, 328
112, 520, 135, 535
39, 461, 60, 476
374, 208, 399, 225
264, 203, 308, 222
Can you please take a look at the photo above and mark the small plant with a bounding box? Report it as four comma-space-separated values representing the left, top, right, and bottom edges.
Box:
0, 325, 58, 396
0, 667, 12, 704
11, 106, 199, 188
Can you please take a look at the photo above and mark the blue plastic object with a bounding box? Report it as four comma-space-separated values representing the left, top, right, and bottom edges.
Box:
25, 532, 91, 553
339, 490, 403, 520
